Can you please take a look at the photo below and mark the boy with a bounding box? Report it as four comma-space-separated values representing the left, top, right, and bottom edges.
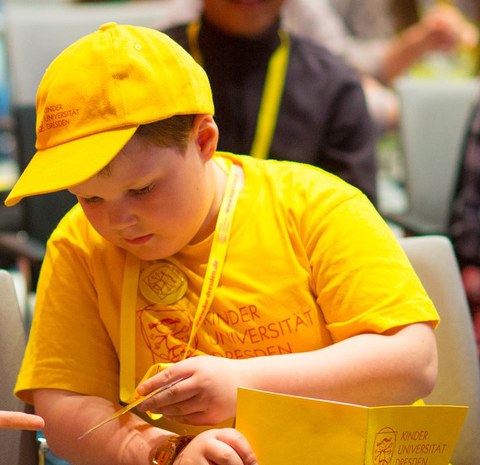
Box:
6, 23, 438, 465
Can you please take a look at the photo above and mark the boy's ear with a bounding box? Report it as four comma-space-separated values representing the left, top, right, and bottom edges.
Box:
193, 114, 219, 162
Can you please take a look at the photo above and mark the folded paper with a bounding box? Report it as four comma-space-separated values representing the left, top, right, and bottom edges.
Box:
235, 387, 468, 465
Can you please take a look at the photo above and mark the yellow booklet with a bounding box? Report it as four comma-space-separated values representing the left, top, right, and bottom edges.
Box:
235, 387, 468, 465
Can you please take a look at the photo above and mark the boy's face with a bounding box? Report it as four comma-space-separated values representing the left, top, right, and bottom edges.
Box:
203, 0, 285, 37
69, 126, 217, 261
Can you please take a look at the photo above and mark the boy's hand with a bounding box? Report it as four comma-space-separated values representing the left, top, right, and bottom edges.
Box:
170, 428, 258, 465
136, 355, 249, 425
420, 5, 478, 51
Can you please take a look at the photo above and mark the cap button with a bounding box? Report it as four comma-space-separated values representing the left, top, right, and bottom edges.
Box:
99, 22, 117, 32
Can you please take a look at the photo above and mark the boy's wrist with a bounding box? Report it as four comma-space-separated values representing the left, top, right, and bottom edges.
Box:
150, 435, 194, 465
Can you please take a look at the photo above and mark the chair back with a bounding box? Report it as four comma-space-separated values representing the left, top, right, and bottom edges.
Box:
0, 269, 37, 465
386, 78, 480, 235
398, 235, 480, 465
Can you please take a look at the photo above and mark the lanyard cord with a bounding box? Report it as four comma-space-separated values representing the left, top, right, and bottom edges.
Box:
120, 253, 141, 402
119, 161, 243, 403
187, 21, 291, 159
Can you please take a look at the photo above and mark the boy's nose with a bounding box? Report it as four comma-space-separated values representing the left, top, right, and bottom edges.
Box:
108, 204, 137, 229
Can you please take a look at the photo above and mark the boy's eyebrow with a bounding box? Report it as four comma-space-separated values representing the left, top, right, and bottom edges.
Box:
67, 165, 113, 196
67, 188, 93, 197
97, 164, 113, 177
68, 172, 157, 197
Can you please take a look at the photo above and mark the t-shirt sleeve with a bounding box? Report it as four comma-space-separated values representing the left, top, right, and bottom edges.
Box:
302, 186, 439, 342
15, 213, 120, 404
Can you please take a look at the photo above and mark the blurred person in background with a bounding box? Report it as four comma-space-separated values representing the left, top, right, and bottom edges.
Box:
449, 98, 480, 358
163, 0, 378, 204
282, 0, 478, 132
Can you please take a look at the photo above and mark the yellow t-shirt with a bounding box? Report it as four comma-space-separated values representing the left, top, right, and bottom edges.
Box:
15, 153, 438, 428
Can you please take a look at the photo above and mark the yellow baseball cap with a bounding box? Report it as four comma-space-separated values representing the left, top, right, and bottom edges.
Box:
5, 22, 214, 206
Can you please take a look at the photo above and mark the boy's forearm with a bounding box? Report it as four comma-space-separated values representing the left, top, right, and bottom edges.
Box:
239, 323, 437, 406
33, 389, 168, 465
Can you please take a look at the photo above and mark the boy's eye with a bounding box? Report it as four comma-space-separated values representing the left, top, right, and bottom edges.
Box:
83, 196, 102, 204
130, 183, 155, 196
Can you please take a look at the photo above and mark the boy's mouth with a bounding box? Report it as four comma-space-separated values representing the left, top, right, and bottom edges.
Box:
124, 234, 153, 245
229, 0, 267, 4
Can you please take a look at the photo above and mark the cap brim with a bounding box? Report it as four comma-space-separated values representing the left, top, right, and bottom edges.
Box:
5, 125, 138, 206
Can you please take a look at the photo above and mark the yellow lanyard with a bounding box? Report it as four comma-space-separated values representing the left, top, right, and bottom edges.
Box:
119, 161, 243, 403
187, 21, 291, 159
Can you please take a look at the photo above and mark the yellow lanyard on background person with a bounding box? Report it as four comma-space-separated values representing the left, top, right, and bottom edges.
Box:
119, 160, 244, 403
187, 21, 291, 160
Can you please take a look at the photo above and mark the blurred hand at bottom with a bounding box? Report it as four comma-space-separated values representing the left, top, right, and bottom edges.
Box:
0, 410, 45, 430
159, 428, 258, 465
